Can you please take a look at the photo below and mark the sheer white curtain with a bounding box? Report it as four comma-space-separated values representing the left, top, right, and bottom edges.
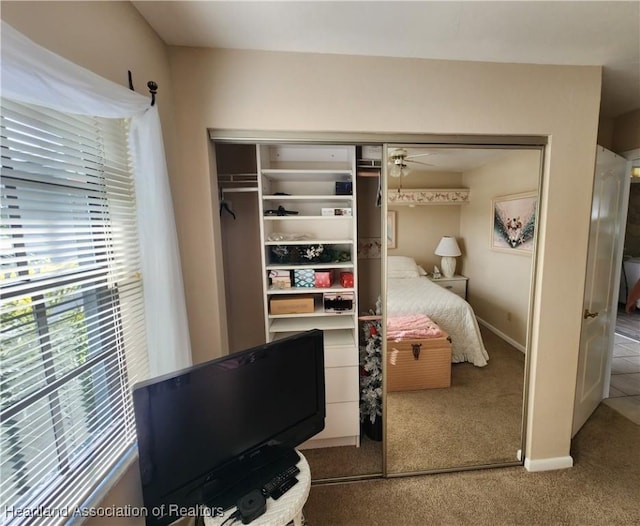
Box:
1, 21, 192, 376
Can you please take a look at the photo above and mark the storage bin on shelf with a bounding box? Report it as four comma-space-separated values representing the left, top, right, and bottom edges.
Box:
314, 270, 332, 288
323, 292, 354, 313
269, 270, 291, 289
340, 272, 354, 288
270, 295, 315, 315
293, 269, 315, 287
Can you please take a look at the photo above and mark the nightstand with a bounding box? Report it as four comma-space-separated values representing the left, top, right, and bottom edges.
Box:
428, 275, 468, 300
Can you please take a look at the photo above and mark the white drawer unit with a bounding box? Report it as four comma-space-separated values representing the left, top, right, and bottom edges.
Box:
429, 275, 468, 299
300, 401, 360, 448
325, 366, 359, 404
323, 329, 358, 367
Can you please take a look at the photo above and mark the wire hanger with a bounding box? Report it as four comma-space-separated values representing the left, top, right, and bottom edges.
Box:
220, 200, 236, 219
218, 188, 236, 219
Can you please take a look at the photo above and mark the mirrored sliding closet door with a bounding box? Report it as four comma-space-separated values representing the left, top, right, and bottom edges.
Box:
383, 144, 543, 474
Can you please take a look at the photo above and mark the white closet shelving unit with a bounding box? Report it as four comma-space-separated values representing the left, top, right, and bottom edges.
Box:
257, 144, 360, 448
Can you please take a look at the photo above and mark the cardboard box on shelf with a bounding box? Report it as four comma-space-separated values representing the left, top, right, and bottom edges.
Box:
270, 295, 315, 315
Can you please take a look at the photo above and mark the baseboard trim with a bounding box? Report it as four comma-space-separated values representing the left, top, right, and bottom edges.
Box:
476, 317, 526, 353
524, 455, 574, 472
299, 435, 359, 450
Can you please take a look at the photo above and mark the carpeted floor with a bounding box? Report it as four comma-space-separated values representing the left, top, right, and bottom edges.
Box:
302, 435, 383, 480
303, 404, 640, 525
303, 327, 524, 479
386, 327, 524, 472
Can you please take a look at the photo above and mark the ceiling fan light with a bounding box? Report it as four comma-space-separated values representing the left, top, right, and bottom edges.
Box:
387, 148, 414, 177
389, 164, 402, 177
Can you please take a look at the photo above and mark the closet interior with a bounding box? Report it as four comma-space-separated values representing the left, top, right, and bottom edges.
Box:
214, 141, 384, 480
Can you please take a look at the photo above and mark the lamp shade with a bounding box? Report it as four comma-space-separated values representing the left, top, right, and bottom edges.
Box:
434, 236, 461, 257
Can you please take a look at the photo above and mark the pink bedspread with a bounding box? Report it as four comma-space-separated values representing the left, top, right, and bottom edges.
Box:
387, 314, 443, 341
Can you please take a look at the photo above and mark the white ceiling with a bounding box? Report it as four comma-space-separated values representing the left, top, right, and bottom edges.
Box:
133, 1, 640, 118
397, 147, 512, 172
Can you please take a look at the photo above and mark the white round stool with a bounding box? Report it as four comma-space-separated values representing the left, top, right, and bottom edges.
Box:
204, 452, 310, 526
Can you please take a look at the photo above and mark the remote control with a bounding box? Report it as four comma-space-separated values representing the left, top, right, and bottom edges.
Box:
270, 477, 298, 500
262, 465, 300, 497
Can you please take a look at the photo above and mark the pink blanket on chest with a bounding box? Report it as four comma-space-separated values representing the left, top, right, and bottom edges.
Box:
387, 314, 443, 341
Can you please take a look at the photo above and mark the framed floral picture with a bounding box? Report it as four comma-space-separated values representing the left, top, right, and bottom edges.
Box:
491, 192, 537, 254
387, 211, 397, 249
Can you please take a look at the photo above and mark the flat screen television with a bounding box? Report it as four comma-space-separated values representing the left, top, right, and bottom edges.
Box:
132, 329, 325, 526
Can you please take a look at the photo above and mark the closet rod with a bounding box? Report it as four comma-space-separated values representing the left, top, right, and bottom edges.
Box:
221, 187, 259, 194
218, 172, 258, 179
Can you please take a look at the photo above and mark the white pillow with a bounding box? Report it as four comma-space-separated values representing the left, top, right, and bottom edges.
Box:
417, 265, 428, 276
387, 256, 419, 272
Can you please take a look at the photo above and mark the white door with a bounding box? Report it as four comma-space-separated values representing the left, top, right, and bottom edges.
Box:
572, 146, 629, 436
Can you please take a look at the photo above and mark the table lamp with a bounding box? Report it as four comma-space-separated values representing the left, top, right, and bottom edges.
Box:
434, 236, 461, 278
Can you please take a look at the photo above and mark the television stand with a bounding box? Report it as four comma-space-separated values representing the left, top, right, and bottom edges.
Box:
204, 452, 310, 526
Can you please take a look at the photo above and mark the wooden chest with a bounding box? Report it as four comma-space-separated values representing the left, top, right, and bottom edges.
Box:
386, 332, 452, 391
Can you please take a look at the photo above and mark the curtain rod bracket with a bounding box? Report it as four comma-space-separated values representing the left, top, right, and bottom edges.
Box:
127, 72, 158, 106
147, 81, 158, 107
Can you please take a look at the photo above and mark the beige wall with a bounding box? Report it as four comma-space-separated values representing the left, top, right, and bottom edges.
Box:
597, 117, 615, 151
387, 152, 539, 350
1, 2, 176, 522
168, 46, 602, 465
215, 144, 265, 352
389, 205, 462, 270
388, 171, 464, 270
461, 150, 542, 348
598, 108, 640, 154
357, 176, 383, 312
612, 109, 640, 153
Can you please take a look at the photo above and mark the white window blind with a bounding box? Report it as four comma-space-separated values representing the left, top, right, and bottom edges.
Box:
1, 99, 150, 523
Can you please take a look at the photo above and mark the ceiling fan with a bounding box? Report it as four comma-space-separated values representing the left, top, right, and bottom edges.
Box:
387, 148, 434, 177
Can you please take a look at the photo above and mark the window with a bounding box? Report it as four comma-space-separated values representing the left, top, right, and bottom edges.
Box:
1, 99, 149, 522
